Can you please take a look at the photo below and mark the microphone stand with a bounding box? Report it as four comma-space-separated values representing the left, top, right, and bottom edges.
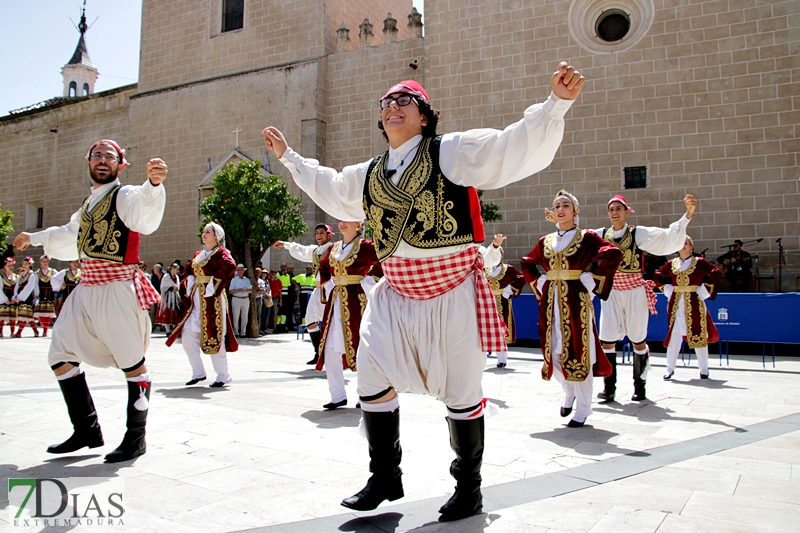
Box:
776, 238, 784, 292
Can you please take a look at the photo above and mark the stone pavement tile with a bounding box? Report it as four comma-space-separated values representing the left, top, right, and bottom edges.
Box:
791, 464, 799, 482
732, 475, 800, 505
126, 471, 223, 514
133, 449, 234, 480
585, 506, 667, 533
617, 464, 741, 495
655, 513, 786, 533
572, 480, 692, 515
680, 491, 800, 532
670, 454, 792, 481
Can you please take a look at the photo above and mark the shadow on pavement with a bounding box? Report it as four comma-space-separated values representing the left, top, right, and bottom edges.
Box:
301, 409, 360, 429
594, 399, 742, 429
529, 426, 648, 456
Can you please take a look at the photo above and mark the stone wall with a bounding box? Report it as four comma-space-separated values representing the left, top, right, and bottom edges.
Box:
424, 0, 799, 270
0, 87, 135, 268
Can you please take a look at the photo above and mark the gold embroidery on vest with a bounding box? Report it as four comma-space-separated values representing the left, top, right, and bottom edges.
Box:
365, 137, 472, 260
605, 226, 641, 273
542, 230, 589, 381
319, 240, 362, 371
77, 186, 125, 262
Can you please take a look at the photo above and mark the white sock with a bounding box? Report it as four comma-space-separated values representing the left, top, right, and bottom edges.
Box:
127, 371, 151, 383
360, 395, 399, 413
56, 366, 82, 381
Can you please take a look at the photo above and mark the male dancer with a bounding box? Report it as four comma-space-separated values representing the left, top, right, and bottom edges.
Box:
264, 62, 584, 521
34, 255, 57, 336
593, 194, 696, 402
14, 139, 167, 463
274, 223, 334, 364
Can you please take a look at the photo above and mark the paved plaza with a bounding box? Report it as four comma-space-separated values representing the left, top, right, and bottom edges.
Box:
1, 329, 798, 532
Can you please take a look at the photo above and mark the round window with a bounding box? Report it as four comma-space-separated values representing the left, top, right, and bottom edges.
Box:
596, 9, 631, 42
568, 0, 654, 54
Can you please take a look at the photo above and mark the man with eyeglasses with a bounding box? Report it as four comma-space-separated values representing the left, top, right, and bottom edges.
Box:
14, 139, 168, 464
263, 62, 584, 521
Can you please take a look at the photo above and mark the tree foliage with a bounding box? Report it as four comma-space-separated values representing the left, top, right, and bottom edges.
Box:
478, 190, 502, 224
199, 159, 307, 337
0, 203, 14, 256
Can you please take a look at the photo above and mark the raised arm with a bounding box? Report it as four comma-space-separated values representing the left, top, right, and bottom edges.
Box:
635, 195, 697, 255
263, 127, 368, 221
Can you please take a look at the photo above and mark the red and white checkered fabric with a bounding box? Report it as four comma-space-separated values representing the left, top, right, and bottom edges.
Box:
612, 272, 657, 315
381, 247, 508, 352
80, 259, 160, 311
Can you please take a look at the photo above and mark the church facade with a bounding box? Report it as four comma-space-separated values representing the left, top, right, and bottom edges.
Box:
1, 0, 797, 287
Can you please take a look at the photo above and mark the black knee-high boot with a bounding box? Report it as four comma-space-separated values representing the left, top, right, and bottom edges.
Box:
105, 379, 150, 463
632, 350, 648, 401
47, 372, 104, 454
598, 350, 617, 401
341, 408, 404, 511
307, 330, 320, 365
439, 416, 484, 521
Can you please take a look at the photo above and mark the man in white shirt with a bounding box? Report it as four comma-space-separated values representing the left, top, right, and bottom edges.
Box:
592, 194, 696, 402
229, 264, 252, 336
274, 223, 334, 363
14, 139, 167, 463
263, 62, 584, 521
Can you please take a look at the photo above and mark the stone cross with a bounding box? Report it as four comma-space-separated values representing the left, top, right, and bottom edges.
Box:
233, 127, 242, 149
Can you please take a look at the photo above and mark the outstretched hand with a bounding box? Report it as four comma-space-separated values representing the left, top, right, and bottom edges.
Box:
544, 208, 557, 224
551, 61, 585, 100
262, 127, 288, 159
683, 194, 697, 219
13, 232, 32, 251
147, 158, 168, 186
492, 234, 506, 248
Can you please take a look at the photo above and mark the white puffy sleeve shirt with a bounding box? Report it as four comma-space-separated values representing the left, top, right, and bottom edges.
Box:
28, 179, 167, 261
280, 93, 574, 258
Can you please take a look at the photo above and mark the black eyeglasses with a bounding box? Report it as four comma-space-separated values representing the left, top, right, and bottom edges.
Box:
89, 152, 119, 162
379, 94, 417, 110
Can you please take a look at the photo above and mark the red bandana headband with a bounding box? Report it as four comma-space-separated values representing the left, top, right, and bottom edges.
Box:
86, 139, 130, 171
382, 80, 429, 103
608, 194, 635, 213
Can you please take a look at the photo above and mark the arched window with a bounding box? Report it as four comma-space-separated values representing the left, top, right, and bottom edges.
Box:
83, 83, 89, 96
69, 81, 77, 97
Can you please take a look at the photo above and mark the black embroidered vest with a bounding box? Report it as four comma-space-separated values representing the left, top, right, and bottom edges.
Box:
312, 242, 332, 277
363, 135, 484, 262
76, 185, 141, 264
603, 225, 643, 274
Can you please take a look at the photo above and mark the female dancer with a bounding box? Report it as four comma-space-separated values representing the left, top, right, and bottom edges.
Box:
156, 263, 181, 333
34, 255, 57, 337
655, 236, 722, 380
520, 190, 622, 427
316, 220, 382, 409
167, 223, 238, 387
0, 258, 18, 337
12, 256, 40, 337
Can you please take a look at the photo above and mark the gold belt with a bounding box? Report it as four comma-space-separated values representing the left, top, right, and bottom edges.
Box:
492, 288, 503, 296
333, 275, 365, 286
546, 269, 583, 281
195, 275, 211, 283
673, 285, 699, 293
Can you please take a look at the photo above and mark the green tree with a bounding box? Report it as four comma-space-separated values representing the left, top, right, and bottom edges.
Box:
478, 190, 502, 224
199, 160, 307, 337
0, 203, 14, 256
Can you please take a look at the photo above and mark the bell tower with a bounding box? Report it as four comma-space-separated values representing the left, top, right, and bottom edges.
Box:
61, 1, 98, 98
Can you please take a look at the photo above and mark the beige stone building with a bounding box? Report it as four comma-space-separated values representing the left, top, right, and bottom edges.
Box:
1, 0, 798, 289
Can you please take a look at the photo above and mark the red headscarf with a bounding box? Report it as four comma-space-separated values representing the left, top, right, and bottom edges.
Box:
85, 139, 130, 171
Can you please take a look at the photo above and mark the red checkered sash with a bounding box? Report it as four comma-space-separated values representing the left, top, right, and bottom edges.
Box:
381, 247, 508, 352
612, 272, 657, 315
80, 259, 160, 311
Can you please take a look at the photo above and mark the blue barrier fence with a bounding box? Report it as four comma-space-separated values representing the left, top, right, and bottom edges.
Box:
513, 292, 800, 345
